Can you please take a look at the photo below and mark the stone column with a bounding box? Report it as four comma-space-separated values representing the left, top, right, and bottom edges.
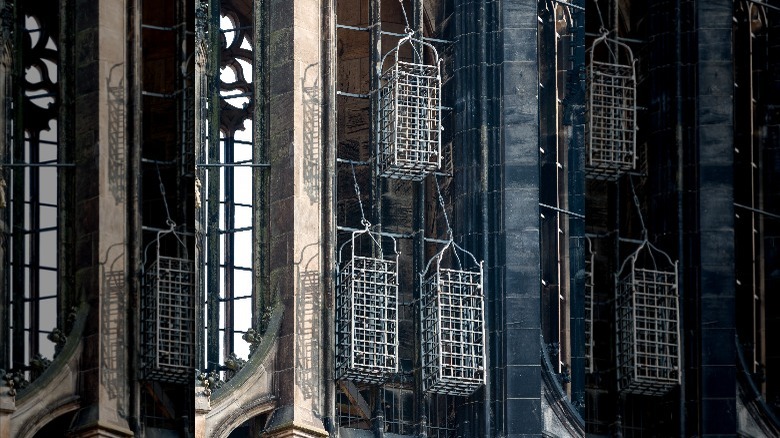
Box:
67, 0, 131, 436
194, 388, 210, 438
501, 0, 543, 435
262, 0, 328, 436
694, 0, 736, 435
0, 390, 14, 438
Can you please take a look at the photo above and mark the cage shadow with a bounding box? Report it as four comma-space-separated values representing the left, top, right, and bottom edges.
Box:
101, 250, 127, 415
302, 63, 321, 204
295, 246, 322, 413
107, 64, 125, 205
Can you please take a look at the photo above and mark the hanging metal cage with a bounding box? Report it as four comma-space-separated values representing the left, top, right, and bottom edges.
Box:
615, 240, 681, 396
336, 227, 400, 384
420, 240, 486, 396
141, 226, 195, 384
586, 32, 637, 180
377, 33, 442, 181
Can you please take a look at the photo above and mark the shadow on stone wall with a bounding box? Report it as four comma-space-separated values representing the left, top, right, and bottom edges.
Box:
100, 247, 127, 416
107, 64, 125, 205
302, 63, 320, 204
295, 243, 321, 414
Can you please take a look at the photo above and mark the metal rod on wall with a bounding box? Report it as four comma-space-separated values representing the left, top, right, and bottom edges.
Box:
322, 0, 337, 431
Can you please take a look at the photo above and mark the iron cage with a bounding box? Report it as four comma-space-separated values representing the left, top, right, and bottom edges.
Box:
377, 33, 442, 181
420, 241, 486, 396
336, 227, 400, 384
141, 228, 195, 384
615, 240, 681, 396
586, 33, 637, 180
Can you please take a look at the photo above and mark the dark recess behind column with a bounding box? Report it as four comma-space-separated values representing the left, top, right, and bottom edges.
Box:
765, 6, 780, 412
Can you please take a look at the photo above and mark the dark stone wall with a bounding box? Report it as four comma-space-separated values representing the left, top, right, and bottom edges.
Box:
694, 1, 737, 435
501, 0, 542, 436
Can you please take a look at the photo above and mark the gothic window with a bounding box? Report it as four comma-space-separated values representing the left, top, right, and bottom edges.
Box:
198, 0, 266, 378
2, 1, 66, 385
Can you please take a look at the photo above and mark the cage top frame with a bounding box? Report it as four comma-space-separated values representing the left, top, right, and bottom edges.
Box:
588, 31, 637, 71
617, 238, 677, 280
142, 221, 190, 275
618, 238, 677, 278
338, 225, 400, 267
380, 31, 443, 76
421, 239, 483, 279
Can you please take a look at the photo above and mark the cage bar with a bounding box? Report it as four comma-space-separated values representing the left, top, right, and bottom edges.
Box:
586, 33, 637, 180
615, 240, 680, 396
141, 229, 195, 384
421, 241, 486, 396
585, 236, 594, 374
336, 227, 400, 384
377, 34, 442, 181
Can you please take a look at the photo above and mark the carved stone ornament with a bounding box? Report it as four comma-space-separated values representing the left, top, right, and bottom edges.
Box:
195, 2, 208, 68
0, 4, 11, 69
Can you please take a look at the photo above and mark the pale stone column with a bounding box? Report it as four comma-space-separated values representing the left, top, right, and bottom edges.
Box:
0, 391, 14, 438
194, 388, 211, 438
67, 0, 131, 436
262, 0, 328, 436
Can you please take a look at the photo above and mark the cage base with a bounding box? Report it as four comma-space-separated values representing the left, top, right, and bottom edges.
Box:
337, 367, 394, 385
424, 377, 483, 397
142, 367, 192, 385
585, 162, 636, 181
619, 378, 677, 397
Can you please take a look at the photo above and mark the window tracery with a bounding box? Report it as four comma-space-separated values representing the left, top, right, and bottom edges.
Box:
3, 1, 63, 384
199, 0, 264, 380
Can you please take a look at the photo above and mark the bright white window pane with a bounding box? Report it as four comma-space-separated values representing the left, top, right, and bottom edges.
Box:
220, 66, 237, 83
40, 269, 56, 295
24, 232, 30, 265
25, 65, 42, 84
234, 230, 252, 263
39, 297, 57, 332
41, 58, 58, 83
220, 15, 235, 46
39, 231, 57, 268
235, 119, 252, 142
234, 143, 252, 162
25, 16, 41, 46
40, 205, 57, 229
39, 333, 55, 359
39, 168, 57, 205
40, 120, 57, 142
234, 269, 252, 297
233, 333, 249, 360
234, 204, 252, 229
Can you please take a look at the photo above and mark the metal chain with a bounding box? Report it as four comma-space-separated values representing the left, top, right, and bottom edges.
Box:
434, 175, 462, 269
589, 0, 607, 34
434, 175, 453, 239
156, 163, 176, 229
398, 0, 412, 33
628, 175, 647, 240
350, 161, 370, 228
